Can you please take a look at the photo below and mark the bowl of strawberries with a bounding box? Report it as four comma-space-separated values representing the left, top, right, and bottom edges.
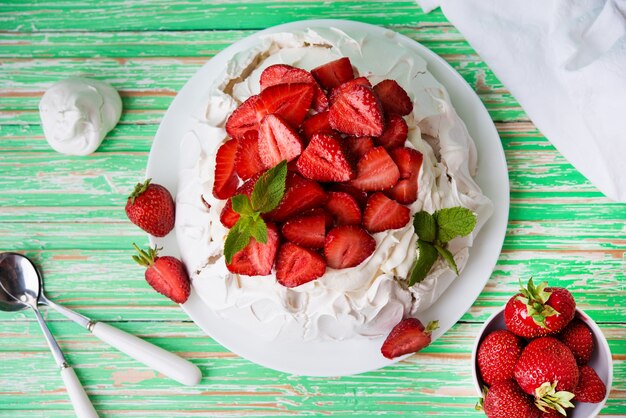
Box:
472, 279, 612, 418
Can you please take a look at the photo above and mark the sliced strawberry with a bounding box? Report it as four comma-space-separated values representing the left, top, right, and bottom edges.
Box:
301, 207, 334, 229
324, 191, 361, 226
329, 84, 384, 137
255, 83, 314, 128
329, 76, 372, 104
265, 172, 328, 222
226, 223, 279, 276
133, 246, 190, 304
258, 114, 303, 167
385, 147, 423, 204
344, 136, 375, 160
219, 173, 260, 228
324, 225, 375, 269
301, 111, 334, 142
276, 242, 326, 288
296, 133, 354, 182
281, 213, 326, 249
259, 64, 328, 112
225, 95, 261, 139
386, 179, 418, 205
212, 139, 239, 199
235, 131, 265, 180
381, 318, 436, 359
327, 183, 369, 209
350, 147, 400, 191
373, 79, 413, 116
363, 192, 410, 233
311, 57, 355, 90
376, 115, 408, 150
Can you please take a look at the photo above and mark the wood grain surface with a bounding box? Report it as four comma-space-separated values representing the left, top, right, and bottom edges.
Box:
0, 1, 624, 417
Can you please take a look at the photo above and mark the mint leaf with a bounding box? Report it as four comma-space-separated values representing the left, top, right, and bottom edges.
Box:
248, 215, 268, 244
231, 194, 254, 216
434, 207, 477, 243
413, 211, 436, 242
223, 218, 252, 264
251, 160, 287, 213
434, 244, 458, 275
408, 240, 438, 286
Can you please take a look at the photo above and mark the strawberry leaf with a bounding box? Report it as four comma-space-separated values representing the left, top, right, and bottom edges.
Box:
408, 240, 438, 286
434, 244, 458, 275
413, 211, 436, 242
434, 207, 476, 243
251, 160, 287, 213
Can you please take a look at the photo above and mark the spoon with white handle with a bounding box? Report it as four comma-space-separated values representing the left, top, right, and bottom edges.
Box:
0, 253, 202, 387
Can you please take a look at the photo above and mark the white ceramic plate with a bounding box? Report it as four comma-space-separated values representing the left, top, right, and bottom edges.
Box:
147, 19, 509, 376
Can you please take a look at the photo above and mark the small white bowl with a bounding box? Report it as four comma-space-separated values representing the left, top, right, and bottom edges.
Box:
471, 307, 613, 417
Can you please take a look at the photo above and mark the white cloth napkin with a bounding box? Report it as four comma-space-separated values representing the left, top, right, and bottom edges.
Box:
418, 0, 626, 202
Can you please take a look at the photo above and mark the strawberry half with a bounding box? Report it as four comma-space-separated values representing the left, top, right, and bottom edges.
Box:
363, 192, 410, 233
311, 57, 355, 90
329, 83, 385, 137
125, 179, 175, 237
386, 147, 423, 204
350, 147, 400, 191
373, 79, 413, 116
281, 213, 327, 249
132, 244, 190, 304
344, 136, 375, 160
220, 173, 261, 228
376, 114, 408, 150
324, 225, 375, 269
327, 183, 369, 209
301, 111, 334, 142
225, 95, 261, 139
258, 114, 303, 167
296, 133, 354, 182
276, 242, 326, 288
265, 172, 328, 222
260, 64, 328, 112
235, 131, 265, 180
226, 222, 279, 276
329, 76, 372, 104
212, 139, 240, 200
301, 207, 334, 229
255, 83, 315, 128
324, 191, 361, 226
381, 318, 438, 359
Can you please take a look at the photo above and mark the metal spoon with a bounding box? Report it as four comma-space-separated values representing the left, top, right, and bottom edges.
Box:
0, 252, 98, 418
0, 253, 201, 387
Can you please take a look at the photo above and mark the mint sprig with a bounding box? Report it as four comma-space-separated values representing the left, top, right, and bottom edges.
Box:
223, 161, 287, 264
408, 207, 476, 286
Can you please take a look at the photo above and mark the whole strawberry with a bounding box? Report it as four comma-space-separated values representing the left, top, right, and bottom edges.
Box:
559, 318, 594, 365
481, 380, 539, 418
478, 330, 524, 386
133, 244, 190, 304
504, 278, 575, 338
573, 365, 606, 403
125, 179, 175, 237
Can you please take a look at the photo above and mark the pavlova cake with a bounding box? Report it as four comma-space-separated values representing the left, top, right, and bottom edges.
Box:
175, 27, 493, 355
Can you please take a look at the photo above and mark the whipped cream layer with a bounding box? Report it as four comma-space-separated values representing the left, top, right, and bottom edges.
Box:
175, 27, 493, 341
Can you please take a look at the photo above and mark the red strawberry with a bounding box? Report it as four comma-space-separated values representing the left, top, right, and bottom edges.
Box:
311, 57, 355, 90
255, 83, 315, 128
573, 365, 606, 403
514, 337, 579, 395
329, 84, 385, 137
301, 207, 334, 229
386, 147, 423, 204
324, 191, 361, 226
344, 136, 375, 160
538, 409, 562, 418
504, 279, 576, 338
281, 213, 326, 248
225, 95, 261, 139
380, 318, 438, 359
373, 79, 413, 116
264, 172, 327, 222
324, 225, 375, 269
212, 139, 240, 199
126, 179, 175, 237
258, 114, 303, 167
482, 380, 540, 418
350, 147, 400, 191
259, 64, 328, 112
301, 111, 333, 142
386, 179, 418, 205
226, 222, 279, 276
296, 133, 354, 182
376, 114, 408, 150
327, 183, 369, 209
235, 131, 265, 180
132, 244, 190, 304
477, 330, 524, 386
219, 173, 260, 228
559, 318, 594, 365
276, 242, 326, 288
329, 76, 372, 104
362, 192, 410, 233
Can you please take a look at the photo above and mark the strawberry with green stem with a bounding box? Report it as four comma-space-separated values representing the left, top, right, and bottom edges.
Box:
132, 244, 190, 304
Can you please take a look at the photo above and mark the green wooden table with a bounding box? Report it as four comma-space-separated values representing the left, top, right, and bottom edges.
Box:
1, 2, 624, 417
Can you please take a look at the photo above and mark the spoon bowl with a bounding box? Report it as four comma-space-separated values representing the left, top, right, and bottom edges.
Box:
0, 252, 41, 312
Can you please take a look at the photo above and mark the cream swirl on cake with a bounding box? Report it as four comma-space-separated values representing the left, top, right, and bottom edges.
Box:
175, 27, 493, 341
